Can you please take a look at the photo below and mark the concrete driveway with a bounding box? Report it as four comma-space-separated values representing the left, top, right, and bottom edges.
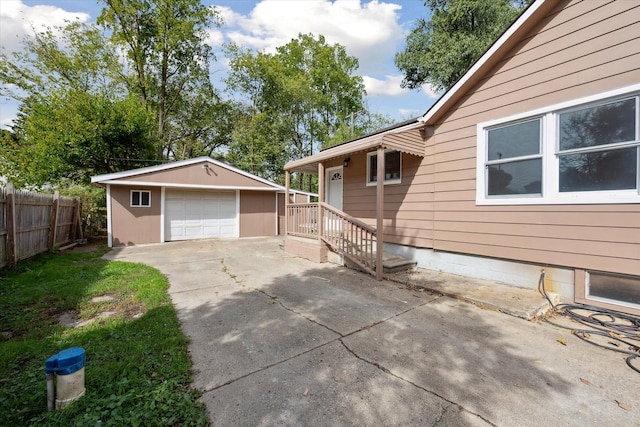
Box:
105, 237, 639, 426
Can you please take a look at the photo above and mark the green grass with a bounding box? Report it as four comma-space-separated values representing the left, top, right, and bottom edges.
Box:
0, 246, 208, 426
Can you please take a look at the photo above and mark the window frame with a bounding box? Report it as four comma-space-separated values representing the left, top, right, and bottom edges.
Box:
366, 149, 402, 186
130, 190, 151, 208
484, 117, 544, 199
477, 84, 640, 205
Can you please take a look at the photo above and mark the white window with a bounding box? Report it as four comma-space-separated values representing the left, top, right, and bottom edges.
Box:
477, 85, 640, 205
486, 118, 543, 197
367, 150, 401, 185
130, 190, 151, 207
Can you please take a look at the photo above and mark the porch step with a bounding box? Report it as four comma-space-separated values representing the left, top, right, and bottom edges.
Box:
382, 253, 417, 274
341, 251, 417, 274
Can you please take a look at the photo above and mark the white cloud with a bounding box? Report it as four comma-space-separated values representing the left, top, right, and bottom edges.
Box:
421, 84, 440, 99
362, 74, 408, 97
214, 0, 404, 75
0, 0, 90, 53
206, 28, 225, 46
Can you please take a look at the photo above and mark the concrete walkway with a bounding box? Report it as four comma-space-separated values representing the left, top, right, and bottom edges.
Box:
105, 237, 639, 426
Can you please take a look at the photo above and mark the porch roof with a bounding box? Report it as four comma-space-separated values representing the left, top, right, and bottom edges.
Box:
285, 120, 429, 174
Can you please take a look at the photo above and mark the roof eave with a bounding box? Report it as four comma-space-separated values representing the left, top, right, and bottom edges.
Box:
285, 121, 429, 174
419, 0, 553, 125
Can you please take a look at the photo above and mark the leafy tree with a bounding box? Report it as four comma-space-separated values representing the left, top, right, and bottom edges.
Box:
323, 112, 395, 149
0, 21, 125, 101
98, 0, 230, 159
395, 0, 528, 92
1, 91, 157, 187
226, 33, 367, 190
0, 21, 158, 188
226, 112, 289, 184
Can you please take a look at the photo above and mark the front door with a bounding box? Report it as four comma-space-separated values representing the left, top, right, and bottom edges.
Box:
325, 167, 343, 234
325, 166, 343, 210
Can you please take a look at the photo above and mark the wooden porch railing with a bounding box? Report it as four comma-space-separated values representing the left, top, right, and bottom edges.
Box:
286, 202, 377, 276
286, 203, 318, 238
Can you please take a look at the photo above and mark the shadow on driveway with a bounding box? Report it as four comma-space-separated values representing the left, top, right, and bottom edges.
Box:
107, 238, 639, 426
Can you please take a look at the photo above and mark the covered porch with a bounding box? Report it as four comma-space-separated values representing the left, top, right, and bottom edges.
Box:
283, 119, 429, 279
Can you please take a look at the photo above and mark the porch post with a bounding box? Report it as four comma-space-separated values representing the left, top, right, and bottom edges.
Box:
285, 170, 290, 236
317, 162, 324, 241
376, 146, 384, 281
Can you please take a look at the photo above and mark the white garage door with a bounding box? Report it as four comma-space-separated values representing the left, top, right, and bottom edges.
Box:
165, 190, 237, 241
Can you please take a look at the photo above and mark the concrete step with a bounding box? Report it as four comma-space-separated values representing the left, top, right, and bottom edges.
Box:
337, 250, 416, 274
382, 253, 417, 273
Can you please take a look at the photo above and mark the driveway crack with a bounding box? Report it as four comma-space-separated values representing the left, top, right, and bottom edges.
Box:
221, 259, 244, 287
201, 338, 340, 394
208, 282, 490, 423
254, 288, 343, 336
338, 339, 497, 427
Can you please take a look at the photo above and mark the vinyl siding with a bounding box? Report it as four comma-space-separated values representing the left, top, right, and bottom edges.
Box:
239, 191, 277, 237
110, 186, 161, 246
430, 0, 640, 275
339, 0, 640, 277
342, 150, 434, 249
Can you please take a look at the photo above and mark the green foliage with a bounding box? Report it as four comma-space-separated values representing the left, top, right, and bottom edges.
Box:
395, 0, 529, 92
0, 21, 159, 187
226, 33, 367, 190
322, 112, 396, 150
0, 21, 124, 100
2, 92, 157, 187
98, 0, 229, 159
0, 247, 208, 426
227, 112, 289, 184
59, 185, 107, 237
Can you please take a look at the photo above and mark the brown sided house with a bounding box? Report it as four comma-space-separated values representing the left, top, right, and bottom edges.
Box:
91, 157, 314, 247
284, 0, 640, 315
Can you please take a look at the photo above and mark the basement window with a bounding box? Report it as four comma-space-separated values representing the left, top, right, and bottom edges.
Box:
130, 190, 151, 207
586, 271, 640, 311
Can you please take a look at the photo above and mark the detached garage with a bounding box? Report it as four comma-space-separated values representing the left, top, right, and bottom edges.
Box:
91, 157, 313, 247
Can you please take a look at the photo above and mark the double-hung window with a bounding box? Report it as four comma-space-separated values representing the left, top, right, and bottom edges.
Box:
130, 190, 151, 207
486, 118, 543, 196
477, 85, 640, 205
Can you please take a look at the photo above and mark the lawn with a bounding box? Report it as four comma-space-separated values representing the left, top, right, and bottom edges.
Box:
0, 244, 208, 426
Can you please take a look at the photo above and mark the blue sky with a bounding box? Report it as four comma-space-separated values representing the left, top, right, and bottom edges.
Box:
0, 0, 439, 130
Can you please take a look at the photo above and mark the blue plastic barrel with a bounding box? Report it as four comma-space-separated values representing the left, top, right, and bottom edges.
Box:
45, 347, 85, 375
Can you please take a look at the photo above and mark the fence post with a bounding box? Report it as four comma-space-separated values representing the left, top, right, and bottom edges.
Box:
6, 183, 17, 267
48, 190, 60, 249
69, 199, 83, 241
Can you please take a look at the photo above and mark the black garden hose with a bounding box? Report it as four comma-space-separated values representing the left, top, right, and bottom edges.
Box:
538, 270, 640, 374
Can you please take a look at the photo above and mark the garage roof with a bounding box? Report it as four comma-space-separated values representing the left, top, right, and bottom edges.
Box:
92, 156, 314, 196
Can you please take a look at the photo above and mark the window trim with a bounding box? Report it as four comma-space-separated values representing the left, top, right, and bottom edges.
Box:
366, 149, 402, 186
484, 116, 544, 198
477, 83, 640, 205
130, 190, 151, 208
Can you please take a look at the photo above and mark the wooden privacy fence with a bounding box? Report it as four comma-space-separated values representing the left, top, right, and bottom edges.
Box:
0, 184, 83, 269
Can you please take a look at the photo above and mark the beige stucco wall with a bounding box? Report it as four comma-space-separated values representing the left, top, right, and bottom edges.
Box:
336, 0, 640, 278
110, 185, 161, 246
